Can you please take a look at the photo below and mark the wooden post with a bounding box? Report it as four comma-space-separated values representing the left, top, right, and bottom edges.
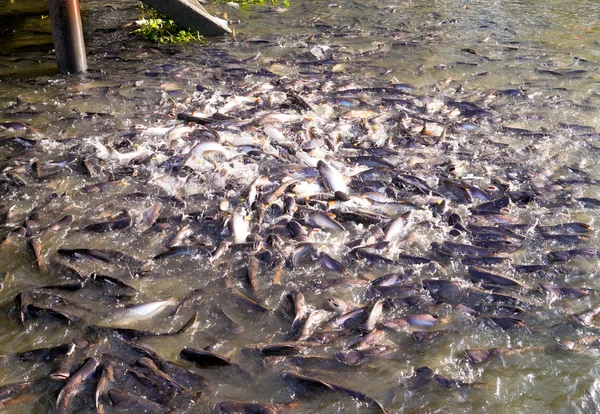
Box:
47, 0, 87, 74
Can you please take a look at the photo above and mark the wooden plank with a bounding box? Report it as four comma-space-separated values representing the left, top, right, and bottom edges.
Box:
141, 0, 231, 36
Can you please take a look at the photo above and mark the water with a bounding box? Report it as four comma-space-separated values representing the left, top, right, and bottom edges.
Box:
1, 0, 600, 413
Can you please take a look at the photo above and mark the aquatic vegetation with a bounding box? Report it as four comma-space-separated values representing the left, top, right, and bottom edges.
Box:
132, 4, 206, 43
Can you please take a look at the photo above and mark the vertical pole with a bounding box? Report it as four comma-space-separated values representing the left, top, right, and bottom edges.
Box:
47, 0, 87, 74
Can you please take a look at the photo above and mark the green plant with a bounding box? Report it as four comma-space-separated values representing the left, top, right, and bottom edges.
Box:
132, 4, 206, 44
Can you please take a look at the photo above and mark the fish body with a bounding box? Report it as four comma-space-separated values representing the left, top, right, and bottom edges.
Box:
184, 141, 229, 168
56, 357, 100, 413
102, 299, 175, 326
318, 160, 348, 194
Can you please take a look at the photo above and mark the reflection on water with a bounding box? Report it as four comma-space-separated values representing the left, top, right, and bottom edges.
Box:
1, 0, 600, 413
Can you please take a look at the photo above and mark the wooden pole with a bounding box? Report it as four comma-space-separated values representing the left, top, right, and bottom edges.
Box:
47, 0, 87, 74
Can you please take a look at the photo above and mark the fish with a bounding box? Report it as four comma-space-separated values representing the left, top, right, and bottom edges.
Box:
548, 248, 597, 262
282, 371, 386, 413
470, 196, 510, 214
326, 308, 367, 330
11, 342, 76, 362
359, 300, 384, 331
297, 310, 330, 340
168, 224, 194, 248
287, 220, 308, 240
539, 283, 593, 298
383, 211, 410, 242
468, 266, 523, 287
318, 252, 346, 273
81, 180, 124, 193
485, 316, 526, 330
180, 347, 234, 368
538, 223, 592, 233
394, 173, 435, 195
56, 357, 100, 413
84, 215, 132, 233
437, 241, 494, 257
307, 211, 345, 231
136, 357, 185, 393
0, 381, 35, 410
57, 248, 145, 267
324, 296, 350, 314
291, 243, 315, 268
317, 160, 348, 194
3, 26, 600, 414
171, 288, 205, 317
464, 346, 536, 364
227, 289, 270, 313
558, 336, 600, 350
214, 305, 245, 334
405, 366, 434, 389
219, 400, 297, 414
26, 238, 47, 274
153, 246, 212, 260
540, 233, 590, 243
184, 141, 230, 168
108, 389, 170, 413
352, 249, 397, 267
228, 208, 250, 243
261, 179, 300, 205
402, 314, 438, 327
101, 299, 176, 326
95, 361, 114, 414
246, 255, 259, 291
160, 360, 210, 391
0, 121, 36, 132
351, 328, 386, 350
573, 305, 600, 326
287, 291, 308, 335
335, 346, 395, 366
86, 312, 197, 340
142, 202, 162, 227
40, 215, 74, 235
19, 294, 86, 324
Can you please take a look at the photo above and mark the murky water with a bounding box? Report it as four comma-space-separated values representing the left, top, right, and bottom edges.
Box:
1, 0, 600, 413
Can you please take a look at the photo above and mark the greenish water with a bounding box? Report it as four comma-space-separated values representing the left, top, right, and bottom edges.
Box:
0, 1, 600, 413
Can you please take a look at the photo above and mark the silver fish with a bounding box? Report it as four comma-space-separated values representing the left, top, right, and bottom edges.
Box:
318, 160, 348, 194
228, 208, 249, 243
297, 310, 330, 340
184, 141, 229, 169
325, 296, 350, 314
56, 357, 100, 413
308, 211, 344, 231
383, 211, 410, 242
288, 291, 308, 335
574, 305, 600, 326
360, 300, 384, 331
101, 299, 175, 326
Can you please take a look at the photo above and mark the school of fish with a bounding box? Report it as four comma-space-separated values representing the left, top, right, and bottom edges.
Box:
2, 1, 600, 413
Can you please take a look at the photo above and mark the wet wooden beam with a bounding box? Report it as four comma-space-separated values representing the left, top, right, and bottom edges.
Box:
140, 0, 231, 36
